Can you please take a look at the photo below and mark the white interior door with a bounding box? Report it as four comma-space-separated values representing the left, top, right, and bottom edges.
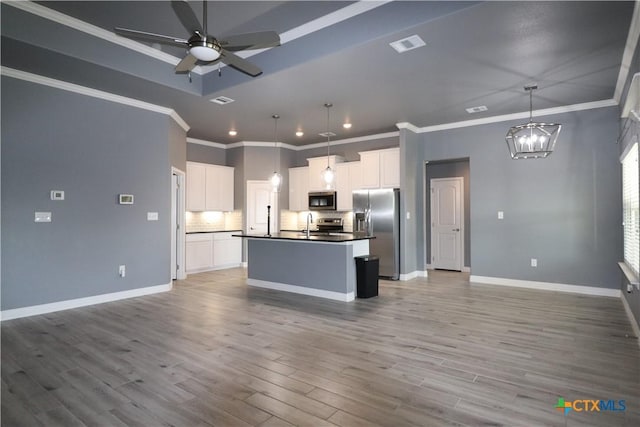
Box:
171, 168, 186, 280
247, 180, 277, 234
430, 177, 463, 271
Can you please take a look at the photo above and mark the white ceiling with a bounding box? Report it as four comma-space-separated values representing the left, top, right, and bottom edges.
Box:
1, 1, 636, 146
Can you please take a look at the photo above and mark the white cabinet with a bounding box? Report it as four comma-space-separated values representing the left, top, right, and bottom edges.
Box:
358, 148, 400, 189
186, 232, 242, 274
335, 161, 361, 211
186, 163, 206, 211
212, 232, 242, 268
186, 161, 234, 212
288, 166, 309, 211
186, 233, 213, 272
307, 155, 344, 191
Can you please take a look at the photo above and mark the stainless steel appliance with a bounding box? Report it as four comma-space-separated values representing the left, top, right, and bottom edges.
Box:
309, 191, 337, 211
316, 217, 343, 233
353, 188, 400, 279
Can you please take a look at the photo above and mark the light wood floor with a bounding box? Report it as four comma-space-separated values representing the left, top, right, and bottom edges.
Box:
2, 269, 639, 426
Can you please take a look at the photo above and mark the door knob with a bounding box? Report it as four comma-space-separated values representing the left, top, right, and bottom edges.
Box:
453, 228, 460, 232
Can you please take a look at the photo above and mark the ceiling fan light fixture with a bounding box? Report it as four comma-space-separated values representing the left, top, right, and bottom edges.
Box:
189, 43, 221, 62
505, 85, 561, 159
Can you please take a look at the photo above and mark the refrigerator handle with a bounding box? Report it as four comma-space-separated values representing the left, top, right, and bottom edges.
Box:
365, 207, 372, 235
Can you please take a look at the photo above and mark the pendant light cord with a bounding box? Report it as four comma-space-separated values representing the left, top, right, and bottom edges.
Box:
325, 103, 332, 167
273, 114, 279, 173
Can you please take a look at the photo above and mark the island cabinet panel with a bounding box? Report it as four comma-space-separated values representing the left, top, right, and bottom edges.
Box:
307, 155, 344, 191
187, 161, 234, 212
288, 166, 309, 211
358, 148, 400, 189
335, 161, 361, 211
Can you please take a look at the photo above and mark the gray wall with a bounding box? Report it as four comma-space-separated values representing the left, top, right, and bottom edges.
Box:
425, 159, 471, 268
186, 143, 226, 165
2, 77, 176, 310
418, 106, 622, 288
294, 135, 399, 166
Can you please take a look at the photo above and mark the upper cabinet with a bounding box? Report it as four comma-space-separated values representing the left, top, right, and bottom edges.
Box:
288, 166, 309, 211
186, 161, 234, 212
307, 155, 344, 191
335, 161, 361, 211
359, 147, 400, 189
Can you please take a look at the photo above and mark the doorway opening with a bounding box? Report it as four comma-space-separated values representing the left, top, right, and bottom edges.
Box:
171, 167, 186, 280
425, 159, 470, 272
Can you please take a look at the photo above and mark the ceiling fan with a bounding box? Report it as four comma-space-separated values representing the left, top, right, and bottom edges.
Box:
114, 0, 280, 77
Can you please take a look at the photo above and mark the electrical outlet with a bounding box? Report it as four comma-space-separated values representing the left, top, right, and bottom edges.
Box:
119, 265, 126, 278
628, 283, 634, 293
531, 258, 537, 267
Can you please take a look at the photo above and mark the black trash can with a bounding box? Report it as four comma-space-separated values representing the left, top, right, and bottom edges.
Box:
355, 255, 379, 298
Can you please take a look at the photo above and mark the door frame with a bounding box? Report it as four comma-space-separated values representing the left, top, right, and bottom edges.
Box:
429, 176, 464, 272
171, 167, 186, 280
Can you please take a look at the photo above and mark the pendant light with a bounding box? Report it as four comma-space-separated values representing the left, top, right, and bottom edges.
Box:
321, 103, 335, 189
270, 114, 282, 192
505, 85, 561, 159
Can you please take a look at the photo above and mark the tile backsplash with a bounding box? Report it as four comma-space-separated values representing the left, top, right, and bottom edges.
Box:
186, 210, 242, 232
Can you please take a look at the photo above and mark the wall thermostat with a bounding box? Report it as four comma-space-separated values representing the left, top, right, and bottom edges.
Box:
50, 190, 64, 201
118, 194, 134, 205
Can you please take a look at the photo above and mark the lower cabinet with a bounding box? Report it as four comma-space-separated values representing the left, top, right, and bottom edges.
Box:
186, 232, 242, 274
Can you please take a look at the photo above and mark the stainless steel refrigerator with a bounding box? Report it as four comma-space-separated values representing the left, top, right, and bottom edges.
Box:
353, 188, 400, 280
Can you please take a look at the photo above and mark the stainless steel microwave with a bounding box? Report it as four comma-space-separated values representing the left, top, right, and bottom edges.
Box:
308, 191, 337, 211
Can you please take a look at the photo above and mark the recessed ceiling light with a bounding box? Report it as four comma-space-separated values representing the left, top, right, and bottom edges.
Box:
389, 35, 426, 53
343, 123, 352, 129
228, 130, 237, 136
296, 131, 304, 137
210, 96, 234, 105
465, 105, 488, 114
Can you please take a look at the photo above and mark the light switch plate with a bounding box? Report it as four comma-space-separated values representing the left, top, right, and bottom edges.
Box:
119, 194, 134, 204
147, 212, 159, 221
35, 212, 52, 222
498, 211, 504, 219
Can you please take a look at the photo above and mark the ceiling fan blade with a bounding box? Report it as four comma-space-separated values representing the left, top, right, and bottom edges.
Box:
219, 31, 281, 52
220, 50, 262, 77
175, 53, 198, 73
171, 0, 202, 34
115, 27, 188, 47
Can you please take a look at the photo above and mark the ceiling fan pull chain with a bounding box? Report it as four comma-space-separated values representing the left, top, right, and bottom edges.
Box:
218, 62, 222, 77
188, 71, 192, 83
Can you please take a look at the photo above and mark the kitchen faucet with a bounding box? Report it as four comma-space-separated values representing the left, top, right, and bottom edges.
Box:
306, 212, 313, 238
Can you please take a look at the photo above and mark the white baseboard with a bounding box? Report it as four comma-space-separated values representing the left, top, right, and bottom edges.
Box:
241, 262, 248, 268
621, 294, 640, 345
399, 270, 428, 281
0, 282, 173, 321
469, 275, 621, 298
247, 278, 354, 302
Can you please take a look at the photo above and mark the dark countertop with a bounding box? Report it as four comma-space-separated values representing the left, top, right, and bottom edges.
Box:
186, 230, 242, 234
232, 231, 374, 242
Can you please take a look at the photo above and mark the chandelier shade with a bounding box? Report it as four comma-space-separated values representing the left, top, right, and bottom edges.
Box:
505, 85, 561, 159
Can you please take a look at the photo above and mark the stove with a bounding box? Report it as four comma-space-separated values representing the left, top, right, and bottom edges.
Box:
316, 218, 344, 233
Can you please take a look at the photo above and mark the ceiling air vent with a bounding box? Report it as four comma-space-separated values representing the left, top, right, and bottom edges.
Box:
210, 96, 235, 105
465, 105, 488, 114
319, 132, 336, 137
389, 35, 426, 53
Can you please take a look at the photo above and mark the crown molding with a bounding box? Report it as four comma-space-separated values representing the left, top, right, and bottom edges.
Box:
411, 99, 617, 133
297, 131, 400, 151
1, 67, 190, 131
396, 122, 421, 133
5, 1, 186, 69
614, 0, 640, 103
10, 0, 390, 78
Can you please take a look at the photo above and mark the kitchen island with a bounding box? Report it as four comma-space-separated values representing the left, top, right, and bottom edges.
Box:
233, 232, 374, 302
